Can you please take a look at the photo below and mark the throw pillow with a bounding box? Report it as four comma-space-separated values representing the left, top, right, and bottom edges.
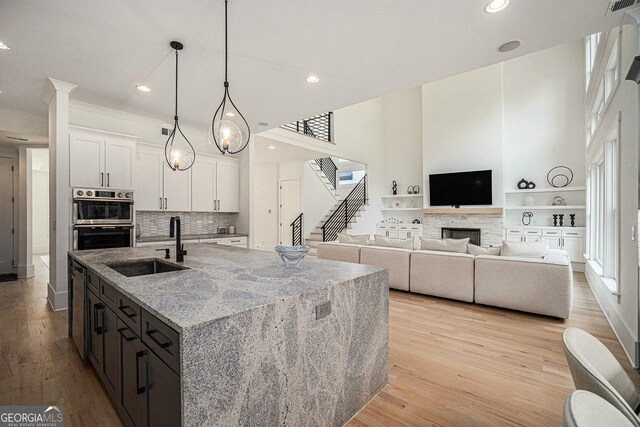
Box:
373, 235, 415, 250
500, 239, 549, 258
419, 237, 469, 253
337, 233, 370, 244
467, 244, 501, 256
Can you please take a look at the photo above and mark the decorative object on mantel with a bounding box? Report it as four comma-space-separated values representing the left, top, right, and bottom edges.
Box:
552, 196, 567, 206
392, 180, 398, 195
553, 214, 558, 227
547, 166, 574, 188
558, 214, 565, 227
412, 219, 421, 224
522, 212, 534, 226
164, 41, 196, 172
408, 199, 415, 208
209, 0, 251, 155
391, 199, 402, 208
570, 214, 576, 227
382, 217, 403, 224
517, 178, 530, 190
527, 181, 536, 189
407, 185, 420, 194
524, 195, 536, 206
275, 245, 310, 268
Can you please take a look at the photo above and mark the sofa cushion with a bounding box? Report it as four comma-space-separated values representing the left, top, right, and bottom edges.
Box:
419, 237, 469, 253
360, 246, 411, 291
467, 244, 501, 256
500, 239, 549, 258
316, 242, 361, 264
410, 250, 475, 302
337, 233, 370, 244
374, 235, 415, 250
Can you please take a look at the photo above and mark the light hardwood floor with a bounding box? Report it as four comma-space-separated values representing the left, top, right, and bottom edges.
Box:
1, 257, 638, 426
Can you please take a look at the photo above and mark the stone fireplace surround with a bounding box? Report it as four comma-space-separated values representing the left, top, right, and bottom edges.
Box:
422, 213, 503, 247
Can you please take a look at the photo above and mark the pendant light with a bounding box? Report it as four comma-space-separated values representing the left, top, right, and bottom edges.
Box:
165, 41, 196, 171
208, 0, 250, 154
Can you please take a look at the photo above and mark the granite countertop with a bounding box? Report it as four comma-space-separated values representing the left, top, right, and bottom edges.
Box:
69, 244, 384, 333
137, 233, 248, 243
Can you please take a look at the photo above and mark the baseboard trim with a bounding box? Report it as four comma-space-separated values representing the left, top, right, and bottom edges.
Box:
585, 264, 638, 368
17, 263, 35, 278
47, 282, 68, 311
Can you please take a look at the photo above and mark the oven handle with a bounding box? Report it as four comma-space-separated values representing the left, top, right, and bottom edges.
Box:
73, 224, 134, 229
72, 202, 78, 223
73, 229, 78, 251
73, 197, 135, 203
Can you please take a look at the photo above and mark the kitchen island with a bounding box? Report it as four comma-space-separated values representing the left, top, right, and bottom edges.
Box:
69, 243, 389, 427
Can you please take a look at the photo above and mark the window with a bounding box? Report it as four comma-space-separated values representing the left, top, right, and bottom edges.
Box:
585, 32, 601, 91
604, 40, 619, 103
588, 121, 620, 287
590, 81, 604, 140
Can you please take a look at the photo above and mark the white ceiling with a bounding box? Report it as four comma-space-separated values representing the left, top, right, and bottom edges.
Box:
0, 0, 627, 132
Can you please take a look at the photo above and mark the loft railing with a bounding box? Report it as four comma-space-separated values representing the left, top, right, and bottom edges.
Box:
314, 157, 338, 189
321, 175, 367, 242
282, 112, 333, 143
290, 213, 304, 246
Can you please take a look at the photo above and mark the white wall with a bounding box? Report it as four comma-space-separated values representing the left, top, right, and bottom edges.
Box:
32, 149, 49, 254
585, 23, 639, 366
422, 64, 504, 206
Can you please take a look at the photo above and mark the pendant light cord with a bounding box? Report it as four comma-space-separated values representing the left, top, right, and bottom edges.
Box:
224, 0, 228, 83
174, 49, 179, 119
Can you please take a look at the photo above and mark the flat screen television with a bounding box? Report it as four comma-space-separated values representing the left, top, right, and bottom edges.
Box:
428, 170, 492, 207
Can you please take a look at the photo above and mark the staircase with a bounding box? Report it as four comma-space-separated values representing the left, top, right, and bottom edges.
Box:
306, 175, 368, 256
309, 158, 338, 197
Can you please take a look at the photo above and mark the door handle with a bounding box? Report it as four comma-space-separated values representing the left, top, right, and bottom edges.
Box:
146, 328, 172, 348
118, 327, 136, 342
135, 350, 148, 395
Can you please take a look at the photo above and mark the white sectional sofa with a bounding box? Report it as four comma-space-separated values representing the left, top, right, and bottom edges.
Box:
317, 241, 573, 319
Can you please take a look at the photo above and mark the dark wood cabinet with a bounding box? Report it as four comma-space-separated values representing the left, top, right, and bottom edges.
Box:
87, 289, 104, 372
103, 305, 119, 397
147, 348, 181, 427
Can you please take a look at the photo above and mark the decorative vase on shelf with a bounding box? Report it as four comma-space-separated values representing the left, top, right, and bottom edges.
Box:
523, 196, 535, 207
559, 214, 564, 227
553, 214, 558, 227
570, 214, 576, 227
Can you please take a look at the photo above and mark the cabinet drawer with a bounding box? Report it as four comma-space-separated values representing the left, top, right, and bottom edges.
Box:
543, 230, 562, 237
87, 270, 100, 294
524, 230, 542, 236
506, 228, 523, 235
226, 237, 247, 246
141, 309, 180, 374
562, 230, 584, 238
117, 292, 142, 336
100, 280, 118, 312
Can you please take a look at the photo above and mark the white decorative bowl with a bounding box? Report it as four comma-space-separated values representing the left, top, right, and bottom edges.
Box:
275, 245, 310, 268
391, 199, 402, 208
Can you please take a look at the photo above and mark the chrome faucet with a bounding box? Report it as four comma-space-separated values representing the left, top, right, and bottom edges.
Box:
169, 216, 186, 262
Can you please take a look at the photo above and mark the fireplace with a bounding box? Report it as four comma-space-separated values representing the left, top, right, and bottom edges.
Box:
441, 227, 481, 246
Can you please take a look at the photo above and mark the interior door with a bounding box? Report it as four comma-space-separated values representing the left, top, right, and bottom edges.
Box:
216, 162, 239, 212
279, 178, 301, 246
135, 149, 164, 211
105, 138, 135, 190
0, 157, 13, 274
191, 157, 216, 212
70, 132, 105, 188
163, 164, 191, 212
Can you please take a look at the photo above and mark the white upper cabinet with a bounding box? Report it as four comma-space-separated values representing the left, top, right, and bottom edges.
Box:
69, 128, 136, 190
216, 161, 239, 213
163, 163, 191, 212
135, 148, 164, 211
191, 156, 216, 212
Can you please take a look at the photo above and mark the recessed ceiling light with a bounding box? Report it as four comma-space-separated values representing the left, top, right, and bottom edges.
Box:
0, 41, 10, 50
258, 122, 270, 127
268, 145, 276, 150
225, 112, 236, 117
497, 40, 522, 53
306, 74, 320, 83
484, 0, 509, 13
136, 85, 151, 92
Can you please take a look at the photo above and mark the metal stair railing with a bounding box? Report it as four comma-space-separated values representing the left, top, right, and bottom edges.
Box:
290, 213, 304, 246
314, 157, 338, 190
321, 175, 367, 242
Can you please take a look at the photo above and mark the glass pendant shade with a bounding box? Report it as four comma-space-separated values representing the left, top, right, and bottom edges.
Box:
208, 0, 251, 155
165, 41, 196, 171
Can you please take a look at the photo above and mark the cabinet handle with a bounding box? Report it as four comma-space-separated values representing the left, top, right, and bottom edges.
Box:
118, 327, 136, 342
107, 173, 110, 187
164, 198, 167, 210
146, 328, 172, 349
230, 240, 241, 243
119, 305, 137, 319
160, 198, 163, 209
94, 303, 104, 335
135, 350, 148, 395
100, 172, 104, 187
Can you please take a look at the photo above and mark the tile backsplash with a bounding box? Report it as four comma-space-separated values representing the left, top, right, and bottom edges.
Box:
136, 211, 235, 237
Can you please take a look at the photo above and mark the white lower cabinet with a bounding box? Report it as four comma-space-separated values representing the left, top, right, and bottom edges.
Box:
376, 224, 422, 239
504, 227, 584, 263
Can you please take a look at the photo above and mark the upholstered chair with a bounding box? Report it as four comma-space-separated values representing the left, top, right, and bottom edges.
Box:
562, 327, 640, 425
563, 390, 638, 427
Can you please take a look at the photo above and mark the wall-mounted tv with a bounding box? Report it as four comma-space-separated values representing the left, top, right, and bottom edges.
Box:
428, 170, 492, 207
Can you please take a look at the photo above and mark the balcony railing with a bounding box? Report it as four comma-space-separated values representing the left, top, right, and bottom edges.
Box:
282, 112, 333, 143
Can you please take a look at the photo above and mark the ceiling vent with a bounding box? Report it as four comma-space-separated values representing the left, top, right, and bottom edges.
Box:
606, 0, 640, 15
5, 136, 29, 142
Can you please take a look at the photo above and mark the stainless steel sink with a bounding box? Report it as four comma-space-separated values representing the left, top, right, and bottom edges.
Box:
107, 259, 188, 277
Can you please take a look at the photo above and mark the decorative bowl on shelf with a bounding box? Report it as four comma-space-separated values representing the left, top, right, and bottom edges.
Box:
275, 245, 310, 268
391, 199, 402, 208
